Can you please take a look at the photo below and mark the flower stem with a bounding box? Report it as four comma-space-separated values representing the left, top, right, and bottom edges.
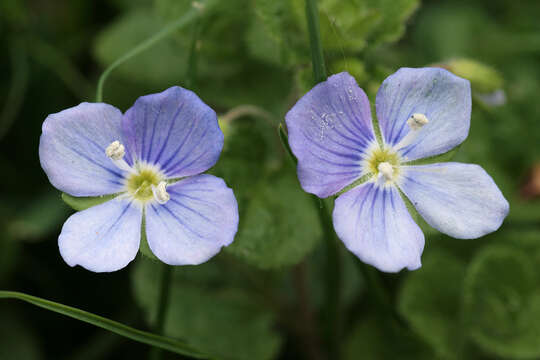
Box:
315, 198, 342, 360
95, 1, 215, 102
279, 124, 342, 358
185, 20, 201, 90
304, 0, 342, 358
149, 264, 173, 360
305, 0, 327, 84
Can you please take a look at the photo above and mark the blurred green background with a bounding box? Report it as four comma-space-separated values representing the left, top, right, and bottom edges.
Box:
1, 0, 539, 359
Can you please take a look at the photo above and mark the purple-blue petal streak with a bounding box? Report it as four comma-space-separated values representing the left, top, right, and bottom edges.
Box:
333, 182, 424, 272
376, 67, 471, 161
144, 174, 238, 265
399, 162, 509, 239
122, 86, 223, 178
285, 72, 375, 198
58, 198, 142, 272
39, 103, 128, 196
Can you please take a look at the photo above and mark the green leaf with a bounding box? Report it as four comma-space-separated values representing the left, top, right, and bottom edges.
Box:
61, 193, 117, 211
0, 291, 208, 358
0, 238, 19, 282
226, 170, 321, 268
292, 0, 420, 53
398, 250, 466, 359
0, 308, 43, 360
132, 257, 282, 360
278, 123, 297, 165
154, 0, 250, 81
211, 117, 274, 208
344, 315, 434, 360
464, 245, 540, 359
439, 58, 504, 94
94, 9, 189, 87
246, 0, 307, 67
139, 214, 158, 261
7, 192, 70, 241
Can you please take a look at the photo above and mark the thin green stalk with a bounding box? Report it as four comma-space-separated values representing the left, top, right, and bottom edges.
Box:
0, 291, 205, 358
315, 198, 342, 360
149, 264, 174, 360
353, 257, 392, 312
29, 37, 93, 100
185, 20, 201, 89
95, 1, 214, 102
305, 0, 327, 84
279, 124, 341, 359
148, 11, 203, 358
304, 0, 342, 358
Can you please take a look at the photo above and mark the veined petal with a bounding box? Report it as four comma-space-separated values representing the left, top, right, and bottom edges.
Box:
122, 86, 223, 178
333, 182, 424, 273
376, 67, 471, 161
39, 103, 127, 196
58, 199, 142, 272
145, 174, 238, 265
399, 163, 509, 239
285, 72, 375, 198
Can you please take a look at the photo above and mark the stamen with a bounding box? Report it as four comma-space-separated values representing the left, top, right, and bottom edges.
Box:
105, 140, 134, 173
105, 140, 125, 160
378, 162, 394, 181
394, 113, 429, 152
406, 113, 429, 130
152, 181, 170, 204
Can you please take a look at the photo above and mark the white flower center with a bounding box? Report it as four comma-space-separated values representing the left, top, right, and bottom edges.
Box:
105, 141, 170, 205
377, 162, 395, 181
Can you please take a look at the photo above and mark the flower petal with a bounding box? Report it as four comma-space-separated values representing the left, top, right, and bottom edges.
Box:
122, 86, 223, 178
58, 199, 142, 272
285, 72, 375, 198
39, 103, 127, 196
399, 162, 509, 239
333, 182, 424, 272
376, 67, 471, 161
145, 174, 238, 265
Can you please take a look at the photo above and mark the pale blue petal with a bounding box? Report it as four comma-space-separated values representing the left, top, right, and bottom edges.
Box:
399, 162, 509, 239
58, 199, 142, 272
376, 67, 471, 161
285, 72, 375, 198
122, 86, 222, 178
333, 182, 424, 272
39, 103, 127, 196
145, 174, 238, 265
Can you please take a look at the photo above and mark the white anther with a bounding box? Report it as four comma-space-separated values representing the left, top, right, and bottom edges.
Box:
152, 181, 170, 204
105, 141, 134, 173
407, 113, 429, 130
106, 140, 125, 160
394, 113, 430, 152
378, 162, 394, 181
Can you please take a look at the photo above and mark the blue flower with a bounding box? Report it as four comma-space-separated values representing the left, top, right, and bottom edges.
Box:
285, 68, 509, 272
39, 87, 239, 272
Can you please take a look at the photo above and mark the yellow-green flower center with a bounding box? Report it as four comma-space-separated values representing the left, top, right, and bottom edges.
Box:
366, 146, 401, 180
126, 168, 162, 202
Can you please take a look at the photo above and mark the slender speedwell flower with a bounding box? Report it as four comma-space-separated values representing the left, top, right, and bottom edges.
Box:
286, 68, 509, 272
40, 86, 239, 272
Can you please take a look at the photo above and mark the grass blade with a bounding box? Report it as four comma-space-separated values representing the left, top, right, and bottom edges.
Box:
0, 291, 208, 359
